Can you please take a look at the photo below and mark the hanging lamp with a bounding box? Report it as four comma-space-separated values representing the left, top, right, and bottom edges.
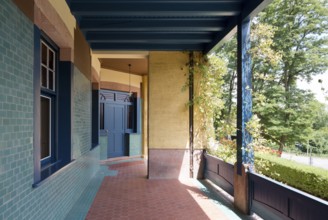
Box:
128, 63, 132, 95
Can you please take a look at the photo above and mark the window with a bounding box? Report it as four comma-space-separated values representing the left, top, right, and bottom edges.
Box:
40, 40, 57, 167
126, 103, 135, 131
41, 41, 56, 91
40, 96, 51, 160
100, 102, 104, 130
33, 28, 72, 186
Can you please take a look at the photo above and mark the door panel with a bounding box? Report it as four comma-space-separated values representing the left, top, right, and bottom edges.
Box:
105, 103, 125, 157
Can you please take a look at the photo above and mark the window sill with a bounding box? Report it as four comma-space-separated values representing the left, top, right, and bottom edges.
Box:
32, 159, 75, 188
91, 143, 99, 149
99, 130, 107, 136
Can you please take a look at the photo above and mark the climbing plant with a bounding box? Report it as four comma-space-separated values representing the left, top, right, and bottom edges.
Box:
182, 52, 227, 149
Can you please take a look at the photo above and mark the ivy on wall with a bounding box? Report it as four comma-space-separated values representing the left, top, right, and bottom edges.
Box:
182, 52, 227, 149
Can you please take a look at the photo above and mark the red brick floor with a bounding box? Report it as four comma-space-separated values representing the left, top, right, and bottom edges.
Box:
86, 160, 230, 220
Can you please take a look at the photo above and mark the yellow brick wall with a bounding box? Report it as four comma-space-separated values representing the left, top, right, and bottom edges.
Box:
148, 52, 189, 149
101, 69, 143, 88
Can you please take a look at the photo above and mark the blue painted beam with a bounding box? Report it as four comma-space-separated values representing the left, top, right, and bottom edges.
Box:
204, 0, 274, 54
79, 19, 225, 32
203, 16, 237, 53
80, 17, 227, 21
90, 43, 204, 51
69, 0, 243, 2
70, 2, 241, 16
81, 14, 230, 23
241, 0, 274, 20
236, 17, 253, 175
86, 32, 214, 43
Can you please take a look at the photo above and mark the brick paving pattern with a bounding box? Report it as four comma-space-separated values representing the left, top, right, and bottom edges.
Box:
86, 160, 230, 220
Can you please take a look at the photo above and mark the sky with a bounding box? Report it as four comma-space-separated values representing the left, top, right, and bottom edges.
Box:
297, 71, 328, 105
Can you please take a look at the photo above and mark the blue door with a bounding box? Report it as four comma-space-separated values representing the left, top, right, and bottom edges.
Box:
105, 103, 126, 158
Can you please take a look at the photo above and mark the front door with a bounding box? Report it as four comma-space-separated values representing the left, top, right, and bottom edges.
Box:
105, 103, 126, 158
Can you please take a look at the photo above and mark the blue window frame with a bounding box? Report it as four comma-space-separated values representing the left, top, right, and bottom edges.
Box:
92, 88, 100, 148
40, 40, 57, 167
126, 101, 135, 133
33, 26, 73, 186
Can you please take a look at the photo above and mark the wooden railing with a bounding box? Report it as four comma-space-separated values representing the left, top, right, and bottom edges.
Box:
203, 153, 328, 219
249, 172, 328, 220
203, 153, 234, 196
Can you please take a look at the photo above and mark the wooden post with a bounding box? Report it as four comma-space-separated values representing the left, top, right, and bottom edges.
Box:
236, 17, 253, 174
234, 17, 253, 214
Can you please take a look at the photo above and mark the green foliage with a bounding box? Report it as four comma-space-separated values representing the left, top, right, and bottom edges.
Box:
256, 153, 328, 201
193, 54, 227, 117
216, 38, 237, 138
254, 86, 317, 149
259, 0, 328, 83
207, 139, 236, 164
246, 114, 269, 149
209, 149, 328, 200
253, 0, 328, 151
308, 102, 328, 154
183, 53, 227, 146
209, 0, 328, 199
216, 0, 328, 152
310, 127, 328, 154
312, 102, 328, 130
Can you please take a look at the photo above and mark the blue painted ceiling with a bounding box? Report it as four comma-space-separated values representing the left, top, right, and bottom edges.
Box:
66, 0, 271, 53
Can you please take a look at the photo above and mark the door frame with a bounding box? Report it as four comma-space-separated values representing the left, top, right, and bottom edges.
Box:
99, 89, 135, 158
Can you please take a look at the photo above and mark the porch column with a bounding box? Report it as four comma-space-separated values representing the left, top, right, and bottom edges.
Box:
236, 17, 253, 173
234, 17, 253, 214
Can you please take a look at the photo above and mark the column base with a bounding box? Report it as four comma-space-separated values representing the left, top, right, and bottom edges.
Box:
234, 163, 250, 214
148, 149, 204, 179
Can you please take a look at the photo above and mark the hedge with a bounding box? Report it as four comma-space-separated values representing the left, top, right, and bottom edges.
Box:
255, 153, 328, 201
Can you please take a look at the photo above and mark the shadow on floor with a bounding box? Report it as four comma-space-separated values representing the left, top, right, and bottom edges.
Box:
65, 158, 261, 220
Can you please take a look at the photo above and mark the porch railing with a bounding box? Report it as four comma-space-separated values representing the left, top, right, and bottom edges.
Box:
249, 172, 328, 220
203, 153, 234, 196
203, 153, 328, 219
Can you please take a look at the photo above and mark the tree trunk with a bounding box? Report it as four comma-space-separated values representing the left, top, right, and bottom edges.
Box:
226, 70, 236, 126
278, 137, 285, 156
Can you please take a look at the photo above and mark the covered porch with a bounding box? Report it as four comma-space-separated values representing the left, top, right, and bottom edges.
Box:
65, 157, 256, 220
0, 0, 292, 219
63, 0, 264, 215
65, 0, 264, 180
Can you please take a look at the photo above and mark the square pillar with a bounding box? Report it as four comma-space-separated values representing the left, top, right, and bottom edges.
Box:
236, 17, 253, 172
234, 17, 253, 214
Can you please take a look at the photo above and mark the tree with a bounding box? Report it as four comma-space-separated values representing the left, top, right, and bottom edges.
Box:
255, 0, 328, 151
217, 22, 282, 140
216, 0, 328, 152
309, 102, 328, 154
216, 37, 237, 139
254, 86, 317, 151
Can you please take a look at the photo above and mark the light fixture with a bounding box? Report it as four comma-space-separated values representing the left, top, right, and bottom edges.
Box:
128, 64, 132, 96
